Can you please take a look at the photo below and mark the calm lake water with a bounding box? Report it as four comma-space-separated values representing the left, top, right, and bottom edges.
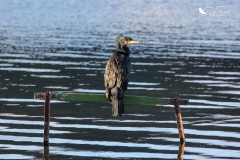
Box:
0, 0, 240, 159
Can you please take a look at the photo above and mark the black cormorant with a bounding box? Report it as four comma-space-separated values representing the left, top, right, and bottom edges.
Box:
104, 34, 140, 117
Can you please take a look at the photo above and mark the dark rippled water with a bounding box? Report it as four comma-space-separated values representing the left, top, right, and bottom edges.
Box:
0, 0, 240, 159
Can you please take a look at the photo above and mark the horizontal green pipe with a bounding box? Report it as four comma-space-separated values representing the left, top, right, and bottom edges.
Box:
57, 93, 169, 105
34, 92, 189, 105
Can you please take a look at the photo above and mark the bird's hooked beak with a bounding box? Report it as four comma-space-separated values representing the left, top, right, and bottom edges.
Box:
124, 40, 140, 45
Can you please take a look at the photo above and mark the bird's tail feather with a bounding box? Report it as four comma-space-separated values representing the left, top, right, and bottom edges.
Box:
112, 98, 124, 117
112, 99, 118, 117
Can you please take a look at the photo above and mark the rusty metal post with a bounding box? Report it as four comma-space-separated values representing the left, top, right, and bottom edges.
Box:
43, 91, 51, 159
174, 97, 185, 143
43, 91, 51, 146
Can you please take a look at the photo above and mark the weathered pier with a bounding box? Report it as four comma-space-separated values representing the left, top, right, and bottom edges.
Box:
34, 91, 188, 159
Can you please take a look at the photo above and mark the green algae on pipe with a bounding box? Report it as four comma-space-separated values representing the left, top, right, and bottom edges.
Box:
34, 92, 189, 105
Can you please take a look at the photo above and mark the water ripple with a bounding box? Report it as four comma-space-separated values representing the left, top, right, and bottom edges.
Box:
0, 67, 60, 72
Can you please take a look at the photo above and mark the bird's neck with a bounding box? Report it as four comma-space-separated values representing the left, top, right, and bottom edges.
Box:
117, 46, 130, 56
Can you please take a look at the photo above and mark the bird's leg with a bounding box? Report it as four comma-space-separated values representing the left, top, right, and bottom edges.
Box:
118, 88, 125, 116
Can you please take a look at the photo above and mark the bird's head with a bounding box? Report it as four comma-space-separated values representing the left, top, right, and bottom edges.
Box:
115, 34, 140, 53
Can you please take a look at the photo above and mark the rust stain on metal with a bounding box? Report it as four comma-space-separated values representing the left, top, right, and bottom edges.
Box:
174, 97, 185, 143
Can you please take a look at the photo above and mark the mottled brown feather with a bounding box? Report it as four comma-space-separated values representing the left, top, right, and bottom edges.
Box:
104, 51, 131, 100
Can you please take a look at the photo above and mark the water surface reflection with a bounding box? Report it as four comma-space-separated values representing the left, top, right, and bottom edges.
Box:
0, 0, 240, 159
